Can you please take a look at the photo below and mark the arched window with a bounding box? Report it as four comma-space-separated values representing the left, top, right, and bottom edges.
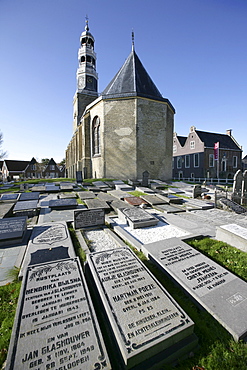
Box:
92, 116, 100, 155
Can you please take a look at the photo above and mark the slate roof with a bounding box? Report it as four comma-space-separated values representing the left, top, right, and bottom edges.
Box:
101, 49, 175, 112
195, 130, 241, 150
177, 136, 187, 146
4, 160, 30, 171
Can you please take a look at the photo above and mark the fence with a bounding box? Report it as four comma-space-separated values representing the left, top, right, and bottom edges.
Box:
173, 177, 234, 185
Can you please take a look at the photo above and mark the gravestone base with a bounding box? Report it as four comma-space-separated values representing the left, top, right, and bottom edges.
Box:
216, 224, 247, 253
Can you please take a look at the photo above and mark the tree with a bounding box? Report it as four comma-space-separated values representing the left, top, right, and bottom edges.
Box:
0, 131, 7, 159
41, 158, 50, 166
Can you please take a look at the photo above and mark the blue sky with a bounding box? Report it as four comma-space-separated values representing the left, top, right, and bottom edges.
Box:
0, 0, 246, 163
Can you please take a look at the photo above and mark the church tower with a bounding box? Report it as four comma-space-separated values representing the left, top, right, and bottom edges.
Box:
73, 18, 98, 132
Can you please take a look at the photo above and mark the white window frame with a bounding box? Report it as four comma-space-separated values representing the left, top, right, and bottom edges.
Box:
185, 155, 190, 168
194, 153, 199, 167
173, 144, 177, 153
177, 156, 182, 169
233, 156, 237, 168
209, 154, 214, 167
190, 141, 195, 150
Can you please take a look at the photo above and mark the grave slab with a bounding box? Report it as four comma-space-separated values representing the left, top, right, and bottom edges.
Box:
216, 223, 247, 253
49, 198, 78, 210
140, 194, 168, 205
74, 208, 105, 229
108, 189, 134, 200
185, 199, 214, 210
124, 196, 148, 207
6, 257, 111, 370
135, 186, 155, 194
31, 185, 46, 192
45, 184, 60, 192
118, 207, 159, 229
153, 204, 186, 213
77, 191, 96, 200
97, 192, 117, 203
0, 216, 27, 246
110, 200, 133, 213
13, 200, 39, 217
92, 180, 109, 188
115, 184, 133, 191
60, 184, 74, 191
19, 192, 40, 201
19, 221, 76, 278
142, 237, 247, 341
59, 192, 77, 199
86, 247, 197, 369
84, 198, 111, 210
0, 193, 19, 202
156, 194, 184, 204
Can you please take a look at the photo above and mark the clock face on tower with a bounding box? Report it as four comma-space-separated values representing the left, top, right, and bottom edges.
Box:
87, 76, 93, 83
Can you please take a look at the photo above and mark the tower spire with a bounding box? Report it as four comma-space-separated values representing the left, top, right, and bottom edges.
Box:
85, 14, 89, 31
132, 29, 135, 51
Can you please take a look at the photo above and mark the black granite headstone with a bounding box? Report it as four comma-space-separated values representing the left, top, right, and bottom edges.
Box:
0, 216, 27, 246
74, 209, 105, 229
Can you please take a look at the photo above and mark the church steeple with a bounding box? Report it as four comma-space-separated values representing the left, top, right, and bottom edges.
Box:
76, 17, 98, 94
73, 18, 98, 132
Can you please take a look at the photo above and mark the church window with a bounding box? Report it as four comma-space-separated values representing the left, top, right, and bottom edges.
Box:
92, 116, 100, 155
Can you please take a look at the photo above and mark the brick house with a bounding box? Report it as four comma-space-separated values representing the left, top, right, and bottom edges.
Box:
43, 158, 64, 178
173, 126, 242, 180
2, 160, 30, 182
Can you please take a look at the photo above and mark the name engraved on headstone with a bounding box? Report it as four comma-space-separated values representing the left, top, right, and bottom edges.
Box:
74, 209, 105, 229
6, 258, 111, 370
88, 247, 195, 367
32, 223, 68, 245
158, 244, 234, 297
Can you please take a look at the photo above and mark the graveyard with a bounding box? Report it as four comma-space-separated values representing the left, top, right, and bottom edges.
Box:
0, 177, 247, 369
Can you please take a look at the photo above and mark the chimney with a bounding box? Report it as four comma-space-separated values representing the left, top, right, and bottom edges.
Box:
226, 129, 232, 136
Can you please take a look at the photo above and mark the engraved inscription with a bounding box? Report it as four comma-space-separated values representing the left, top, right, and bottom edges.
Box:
32, 223, 68, 245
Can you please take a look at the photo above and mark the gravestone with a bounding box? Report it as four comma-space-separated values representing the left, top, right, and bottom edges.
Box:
141, 170, 149, 187
142, 237, 247, 341
154, 204, 186, 214
108, 189, 134, 200
157, 194, 184, 205
13, 200, 39, 217
76, 170, 83, 183
0, 216, 27, 246
241, 170, 247, 206
84, 198, 111, 211
59, 192, 77, 199
97, 192, 117, 203
216, 223, 247, 253
110, 200, 133, 213
0, 193, 19, 202
117, 207, 159, 229
19, 221, 76, 278
31, 185, 46, 192
92, 180, 108, 188
232, 170, 243, 204
60, 184, 74, 191
49, 199, 78, 210
135, 186, 155, 194
115, 184, 133, 192
185, 199, 214, 210
19, 192, 40, 201
86, 247, 197, 369
77, 191, 95, 200
140, 194, 167, 206
74, 208, 105, 229
124, 196, 148, 207
45, 184, 59, 192
6, 258, 111, 370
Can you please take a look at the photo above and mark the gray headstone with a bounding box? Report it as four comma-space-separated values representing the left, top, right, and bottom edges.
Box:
141, 170, 149, 187
0, 202, 15, 218
118, 207, 159, 229
49, 199, 78, 210
31, 185, 46, 192
92, 180, 108, 188
110, 200, 133, 213
45, 184, 59, 192
60, 184, 74, 191
154, 204, 186, 213
0, 193, 19, 201
142, 237, 247, 341
19, 222, 76, 278
84, 198, 111, 210
97, 192, 117, 202
0, 216, 27, 246
86, 247, 197, 369
114, 184, 133, 191
108, 189, 134, 200
76, 170, 83, 183
77, 191, 96, 200
6, 258, 111, 370
13, 200, 38, 215
74, 208, 105, 229
135, 186, 155, 194
140, 194, 167, 205
19, 192, 40, 201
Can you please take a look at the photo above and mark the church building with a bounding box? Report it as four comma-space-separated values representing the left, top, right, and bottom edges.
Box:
65, 20, 175, 181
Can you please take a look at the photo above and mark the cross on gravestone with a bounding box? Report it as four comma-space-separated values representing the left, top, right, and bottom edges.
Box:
141, 170, 149, 187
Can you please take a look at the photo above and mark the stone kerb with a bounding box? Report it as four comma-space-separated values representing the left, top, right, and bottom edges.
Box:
86, 247, 197, 369
142, 237, 247, 341
74, 208, 105, 229
6, 258, 111, 370
216, 224, 247, 253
